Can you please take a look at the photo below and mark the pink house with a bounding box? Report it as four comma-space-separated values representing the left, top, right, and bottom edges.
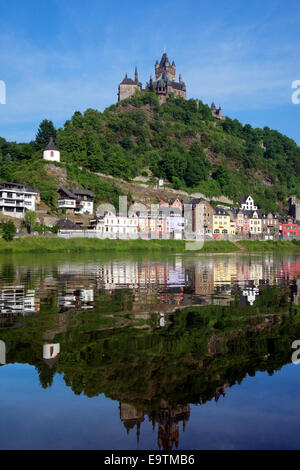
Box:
159, 198, 183, 213
138, 214, 168, 238
235, 210, 250, 234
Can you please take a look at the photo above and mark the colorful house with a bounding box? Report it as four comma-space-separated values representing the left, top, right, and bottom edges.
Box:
249, 210, 262, 235
213, 208, 231, 237
261, 212, 279, 238
192, 199, 213, 236
235, 210, 250, 234
279, 218, 300, 239
239, 195, 258, 211
159, 198, 183, 213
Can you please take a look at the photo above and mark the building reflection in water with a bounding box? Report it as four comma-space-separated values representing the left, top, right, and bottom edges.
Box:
43, 344, 60, 368
120, 402, 191, 450
0, 255, 300, 449
1, 256, 300, 318
0, 286, 39, 317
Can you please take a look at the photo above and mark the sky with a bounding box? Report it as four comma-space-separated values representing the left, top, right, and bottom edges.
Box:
0, 0, 299, 144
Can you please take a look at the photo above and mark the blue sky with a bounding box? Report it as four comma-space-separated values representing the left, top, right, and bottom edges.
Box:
0, 0, 299, 143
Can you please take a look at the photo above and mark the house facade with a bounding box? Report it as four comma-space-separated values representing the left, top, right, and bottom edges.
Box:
93, 211, 139, 237
0, 181, 39, 219
261, 212, 279, 238
58, 188, 95, 215
138, 213, 168, 238
235, 210, 250, 234
239, 195, 258, 211
249, 210, 262, 235
192, 199, 213, 236
279, 218, 300, 239
213, 208, 231, 237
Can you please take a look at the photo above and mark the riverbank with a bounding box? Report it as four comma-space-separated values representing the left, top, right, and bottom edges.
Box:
0, 237, 299, 253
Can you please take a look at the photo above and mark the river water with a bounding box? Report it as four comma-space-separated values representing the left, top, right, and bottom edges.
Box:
0, 251, 300, 449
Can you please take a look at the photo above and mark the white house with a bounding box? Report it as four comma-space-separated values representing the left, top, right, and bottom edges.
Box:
93, 211, 139, 237
249, 210, 262, 234
0, 182, 39, 219
239, 195, 258, 211
58, 188, 95, 215
43, 137, 60, 163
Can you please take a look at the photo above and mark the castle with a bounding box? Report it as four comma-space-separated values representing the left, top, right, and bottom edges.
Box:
118, 52, 186, 104
118, 52, 224, 119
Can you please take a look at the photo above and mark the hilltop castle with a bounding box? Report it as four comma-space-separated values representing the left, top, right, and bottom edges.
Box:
118, 52, 186, 104
118, 52, 224, 119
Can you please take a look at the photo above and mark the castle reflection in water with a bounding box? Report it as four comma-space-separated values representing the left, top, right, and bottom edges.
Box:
0, 254, 300, 449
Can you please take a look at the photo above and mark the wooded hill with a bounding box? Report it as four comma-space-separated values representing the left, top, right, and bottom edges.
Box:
1, 91, 300, 212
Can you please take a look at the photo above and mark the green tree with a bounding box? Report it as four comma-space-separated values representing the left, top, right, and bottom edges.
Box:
35, 120, 56, 150
24, 210, 37, 234
185, 143, 210, 187
213, 165, 230, 190
2, 221, 16, 241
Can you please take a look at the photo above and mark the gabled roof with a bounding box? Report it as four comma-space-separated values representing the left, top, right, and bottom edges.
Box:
72, 189, 95, 198
59, 187, 76, 199
59, 187, 95, 199
120, 74, 142, 87
0, 181, 39, 194
214, 208, 230, 216
57, 219, 80, 230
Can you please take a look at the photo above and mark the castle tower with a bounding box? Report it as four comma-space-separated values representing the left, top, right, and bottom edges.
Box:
118, 68, 142, 102
155, 53, 176, 81
289, 197, 300, 222
43, 137, 60, 163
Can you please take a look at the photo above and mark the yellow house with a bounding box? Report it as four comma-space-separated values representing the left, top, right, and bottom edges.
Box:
213, 208, 231, 237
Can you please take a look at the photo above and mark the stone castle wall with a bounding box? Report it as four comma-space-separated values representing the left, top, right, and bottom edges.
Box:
118, 84, 139, 101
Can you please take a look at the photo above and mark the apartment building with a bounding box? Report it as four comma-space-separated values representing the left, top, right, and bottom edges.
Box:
0, 181, 39, 219
58, 188, 95, 215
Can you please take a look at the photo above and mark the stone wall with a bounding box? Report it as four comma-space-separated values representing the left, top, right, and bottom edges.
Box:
118, 84, 139, 101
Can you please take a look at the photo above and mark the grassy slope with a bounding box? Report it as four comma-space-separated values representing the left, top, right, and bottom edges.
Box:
0, 237, 299, 253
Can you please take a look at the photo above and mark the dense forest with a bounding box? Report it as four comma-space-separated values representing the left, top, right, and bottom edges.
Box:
1, 91, 300, 211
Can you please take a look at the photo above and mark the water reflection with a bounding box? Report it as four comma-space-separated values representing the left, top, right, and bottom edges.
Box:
0, 253, 300, 449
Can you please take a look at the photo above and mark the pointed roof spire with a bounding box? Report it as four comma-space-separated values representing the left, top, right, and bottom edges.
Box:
45, 137, 59, 151
160, 52, 170, 67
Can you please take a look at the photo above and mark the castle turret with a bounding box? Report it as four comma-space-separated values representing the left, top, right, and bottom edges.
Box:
118, 68, 142, 102
155, 52, 176, 81
43, 137, 60, 163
